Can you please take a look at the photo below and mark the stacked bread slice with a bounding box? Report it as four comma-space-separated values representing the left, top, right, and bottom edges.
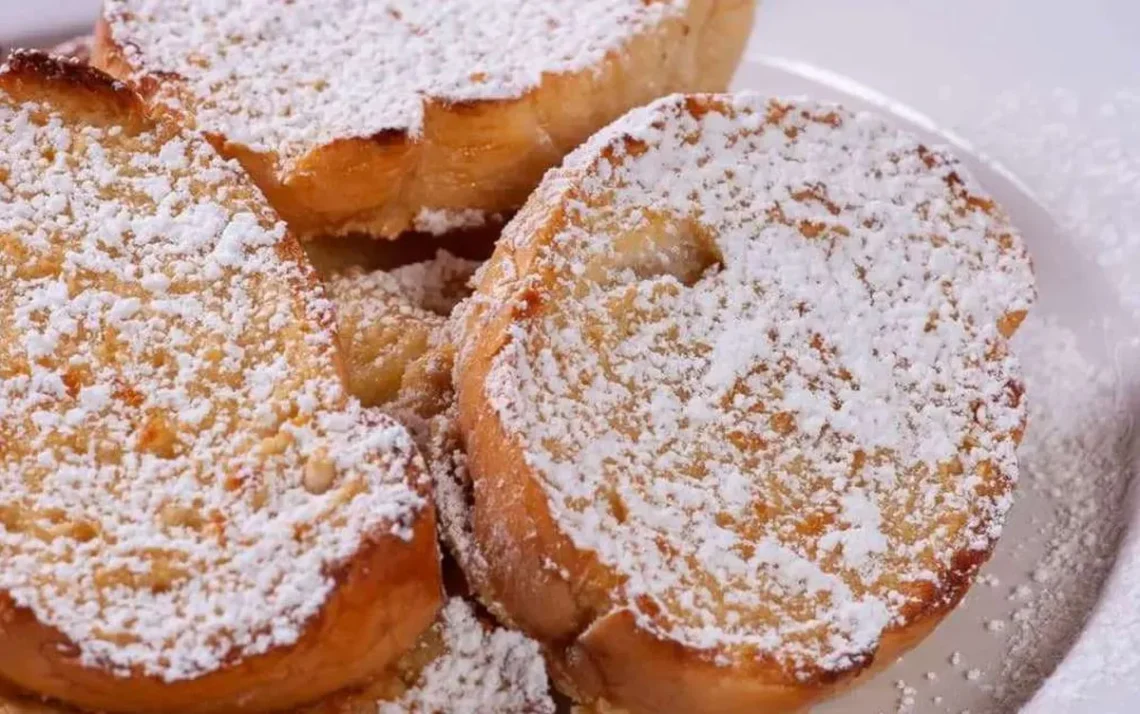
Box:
0, 1, 1041, 713
93, 0, 754, 240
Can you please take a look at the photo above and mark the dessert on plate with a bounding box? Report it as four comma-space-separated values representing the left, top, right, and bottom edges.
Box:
0, 5, 1043, 711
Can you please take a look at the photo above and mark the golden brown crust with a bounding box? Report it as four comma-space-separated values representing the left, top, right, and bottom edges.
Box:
0, 516, 441, 714
0, 588, 563, 714
0, 54, 442, 713
91, 1, 755, 240
1, 50, 146, 130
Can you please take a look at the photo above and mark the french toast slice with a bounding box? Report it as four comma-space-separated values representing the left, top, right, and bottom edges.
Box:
452, 94, 1036, 713
0, 52, 440, 713
92, 0, 756, 240
1, 598, 555, 714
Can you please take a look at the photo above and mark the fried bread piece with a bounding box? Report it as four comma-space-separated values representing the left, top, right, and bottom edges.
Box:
327, 252, 480, 420
92, 0, 755, 239
452, 94, 1035, 713
0, 52, 440, 714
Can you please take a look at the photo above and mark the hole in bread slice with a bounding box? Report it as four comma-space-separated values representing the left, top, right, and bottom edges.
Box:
584, 211, 723, 289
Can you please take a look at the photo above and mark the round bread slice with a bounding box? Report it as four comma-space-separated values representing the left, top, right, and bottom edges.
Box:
453, 94, 1036, 713
91, 0, 755, 240
0, 53, 440, 713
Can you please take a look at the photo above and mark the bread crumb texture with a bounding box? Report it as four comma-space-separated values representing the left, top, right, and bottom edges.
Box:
328, 250, 478, 414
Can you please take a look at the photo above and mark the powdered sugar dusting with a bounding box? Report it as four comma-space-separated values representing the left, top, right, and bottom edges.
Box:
718, 59, 1139, 712
429, 407, 488, 594
825, 314, 1136, 714
0, 55, 426, 682
49, 36, 94, 64
413, 209, 494, 238
987, 86, 1140, 714
331, 251, 478, 330
991, 316, 1135, 709
460, 94, 1035, 674
378, 598, 554, 714
975, 87, 1140, 323
102, 0, 687, 163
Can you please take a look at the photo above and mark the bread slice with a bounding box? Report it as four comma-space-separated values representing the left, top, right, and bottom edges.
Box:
327, 251, 479, 419
91, 0, 755, 240
0, 52, 440, 713
452, 94, 1036, 713
1, 597, 554, 714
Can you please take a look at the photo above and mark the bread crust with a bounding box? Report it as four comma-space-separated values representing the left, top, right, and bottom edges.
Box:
91, 0, 755, 240
0, 591, 562, 714
0, 53, 442, 713
453, 94, 1033, 713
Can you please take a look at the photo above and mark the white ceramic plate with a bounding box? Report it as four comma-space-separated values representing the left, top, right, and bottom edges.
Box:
3, 2, 1138, 712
